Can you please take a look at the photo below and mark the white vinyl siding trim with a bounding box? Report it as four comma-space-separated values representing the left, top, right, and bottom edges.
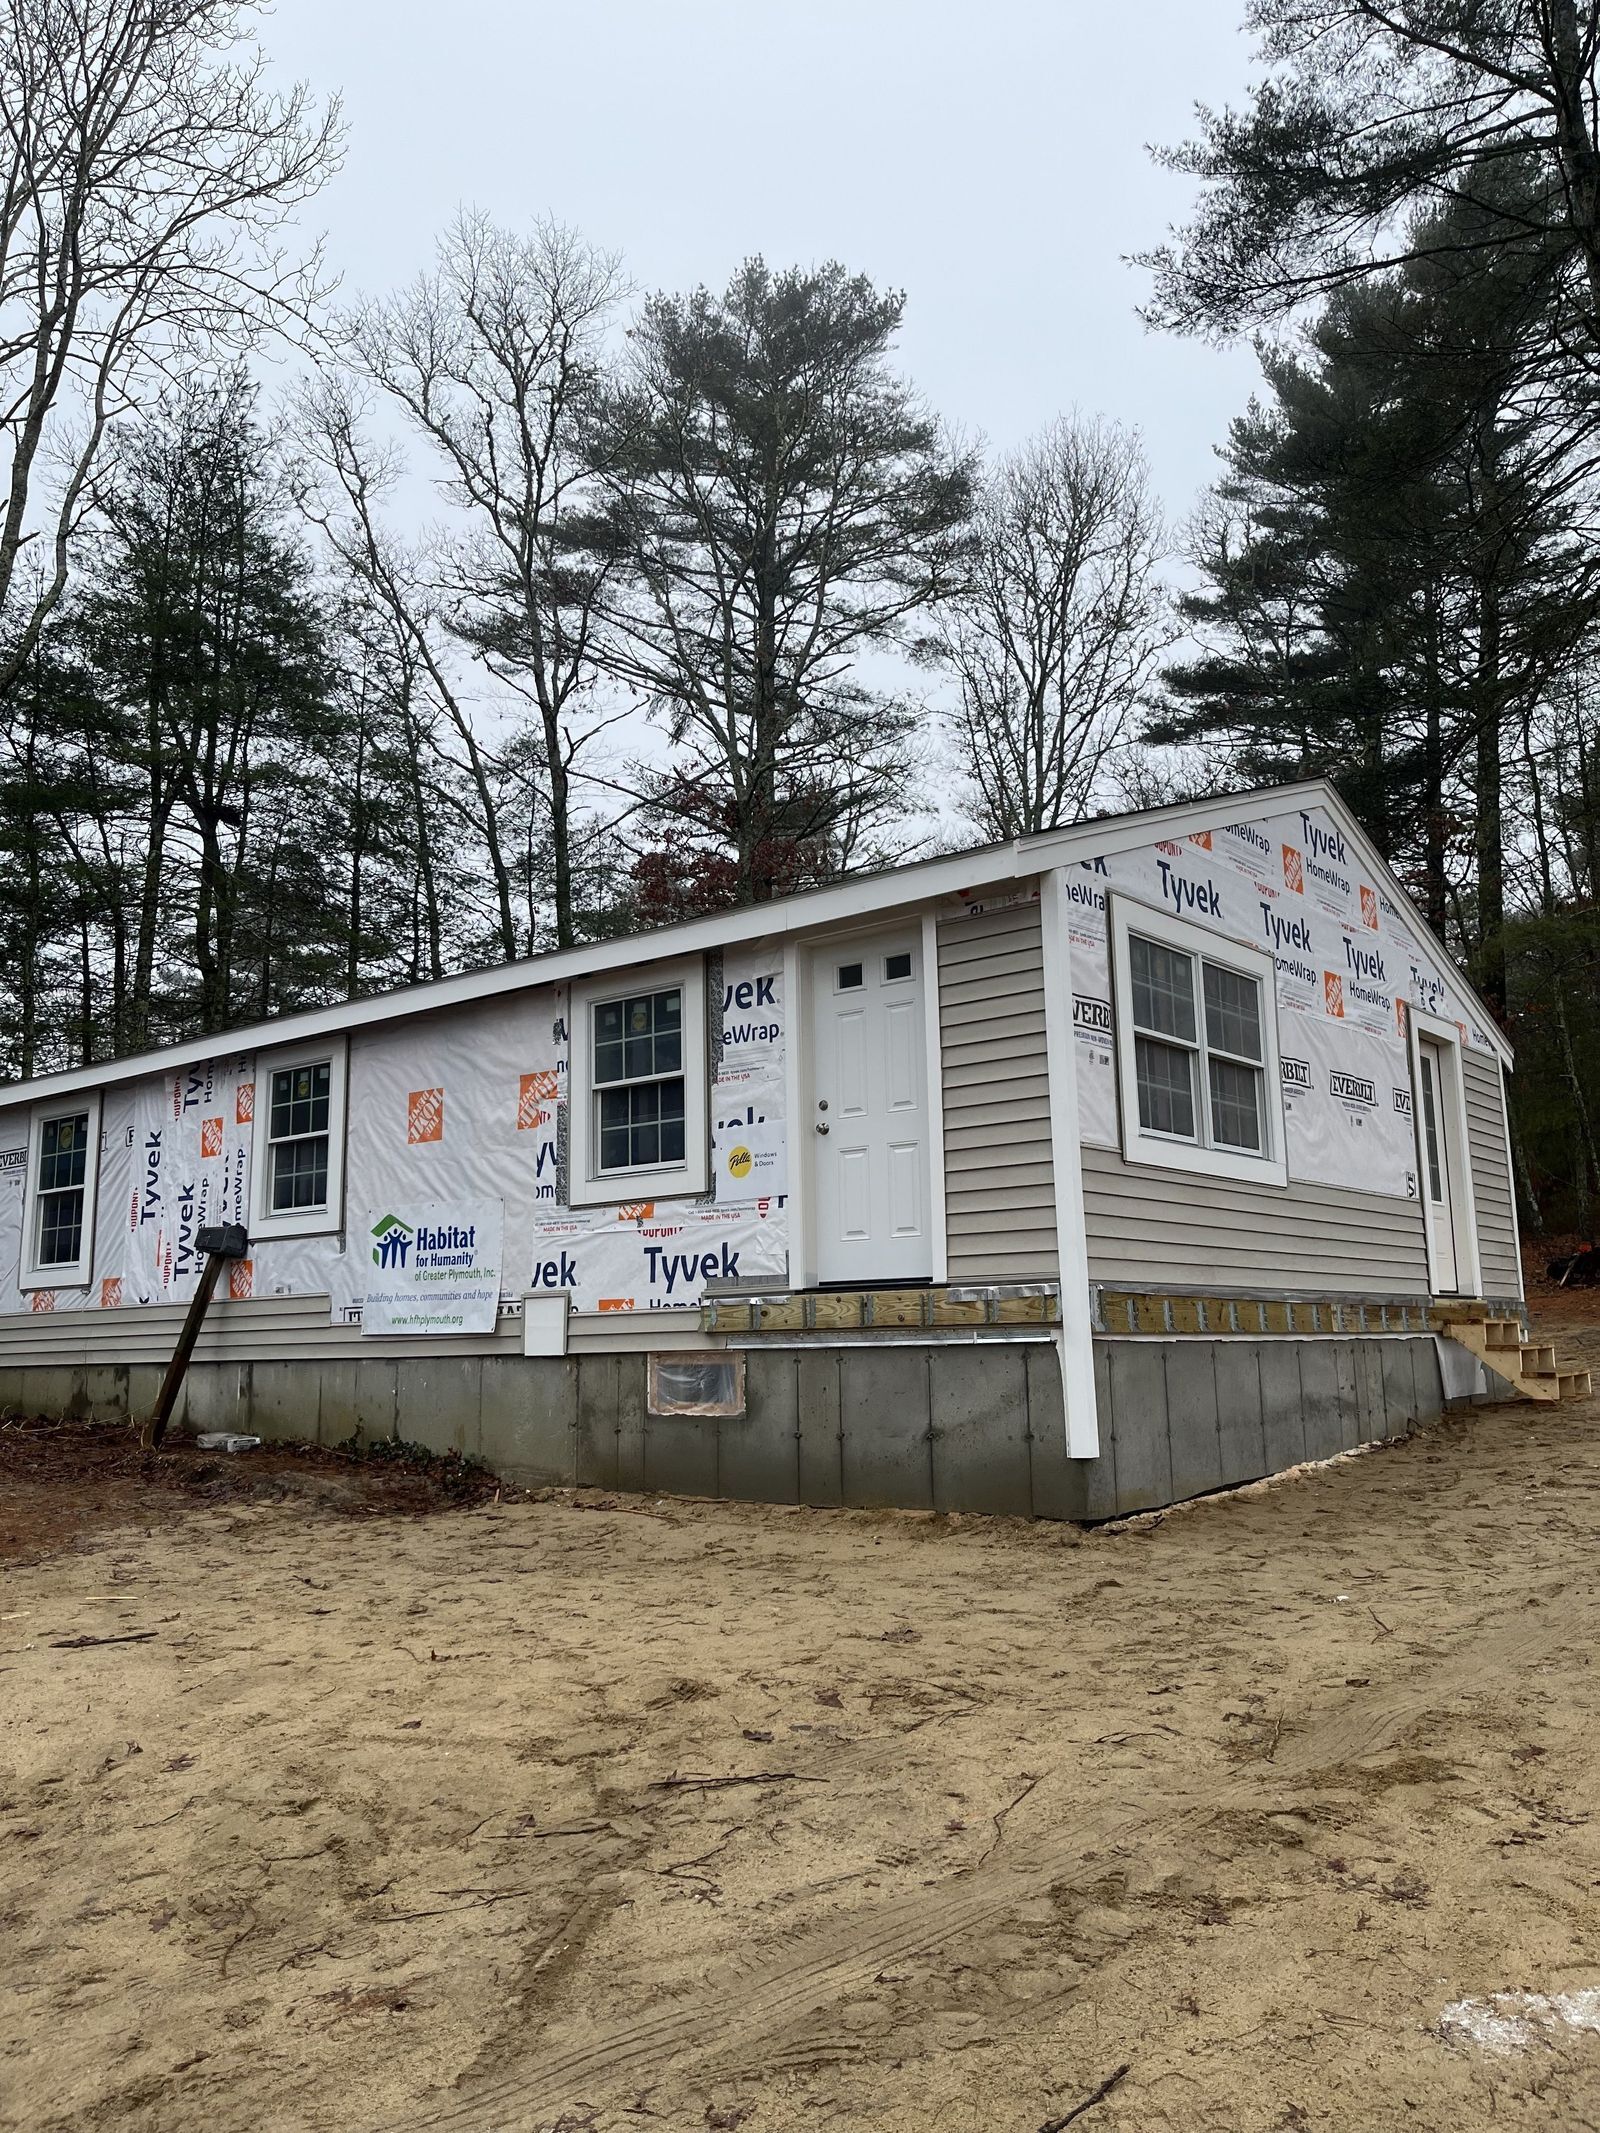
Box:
1462, 1049, 1521, 1300
249, 1038, 348, 1241
22, 1093, 102, 1289
1108, 893, 1288, 1188
937, 901, 1059, 1281
569, 957, 708, 1208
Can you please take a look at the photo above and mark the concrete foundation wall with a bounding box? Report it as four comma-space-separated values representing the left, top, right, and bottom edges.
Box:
0, 1332, 1448, 1521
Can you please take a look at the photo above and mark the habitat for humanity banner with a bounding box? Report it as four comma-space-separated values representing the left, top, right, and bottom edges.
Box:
362, 1200, 503, 1335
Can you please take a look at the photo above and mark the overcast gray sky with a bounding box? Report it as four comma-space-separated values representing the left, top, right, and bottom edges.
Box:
263, 0, 1263, 529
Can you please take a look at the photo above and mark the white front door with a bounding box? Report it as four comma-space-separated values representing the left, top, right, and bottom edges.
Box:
810, 932, 932, 1285
1417, 1036, 1460, 1293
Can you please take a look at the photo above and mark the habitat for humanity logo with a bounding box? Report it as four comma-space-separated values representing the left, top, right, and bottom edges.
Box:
372, 1213, 414, 1270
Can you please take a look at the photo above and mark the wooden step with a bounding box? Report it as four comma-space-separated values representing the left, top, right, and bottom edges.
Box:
1559, 1369, 1592, 1401
1520, 1343, 1558, 1378
1483, 1318, 1523, 1351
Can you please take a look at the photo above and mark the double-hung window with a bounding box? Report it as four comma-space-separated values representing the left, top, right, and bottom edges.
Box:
570, 958, 708, 1206
24, 1093, 102, 1287
250, 1040, 347, 1239
1110, 896, 1286, 1185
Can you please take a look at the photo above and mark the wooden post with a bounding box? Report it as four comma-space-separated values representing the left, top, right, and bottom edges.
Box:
143, 1222, 249, 1449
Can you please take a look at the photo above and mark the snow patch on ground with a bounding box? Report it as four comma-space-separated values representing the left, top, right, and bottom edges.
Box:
1440, 1989, 1600, 2056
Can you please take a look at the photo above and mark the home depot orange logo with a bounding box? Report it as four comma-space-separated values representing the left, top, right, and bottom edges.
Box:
617, 1201, 655, 1221
29, 1290, 55, 1313
1359, 884, 1379, 929
1324, 972, 1345, 1018
517, 1070, 559, 1129
1396, 999, 1409, 1038
235, 1082, 254, 1125
200, 1117, 223, 1159
99, 1277, 122, 1310
598, 1296, 635, 1312
1282, 845, 1304, 894
229, 1259, 254, 1301
1189, 829, 1213, 850
407, 1087, 444, 1143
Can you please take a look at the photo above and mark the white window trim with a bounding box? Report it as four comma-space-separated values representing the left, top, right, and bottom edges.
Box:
249, 1036, 348, 1241
569, 956, 709, 1208
1109, 892, 1288, 1188
1405, 1006, 1481, 1298
22, 1091, 103, 1289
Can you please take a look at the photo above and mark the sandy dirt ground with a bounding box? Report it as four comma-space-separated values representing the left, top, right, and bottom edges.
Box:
4, 1316, 1600, 2133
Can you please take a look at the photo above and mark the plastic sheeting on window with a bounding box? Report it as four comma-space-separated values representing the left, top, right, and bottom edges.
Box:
647, 1351, 746, 1417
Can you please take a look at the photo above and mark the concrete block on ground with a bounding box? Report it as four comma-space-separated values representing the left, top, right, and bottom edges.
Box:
355, 1359, 399, 1444
1214, 1342, 1266, 1487
248, 1361, 317, 1445
1257, 1342, 1307, 1474
720, 1351, 800, 1505
394, 1356, 482, 1459
480, 1357, 576, 1485
1298, 1341, 1347, 1465
1164, 1343, 1224, 1501
1105, 1342, 1173, 1514
839, 1348, 933, 1511
928, 1341, 1032, 1517
796, 1349, 843, 1507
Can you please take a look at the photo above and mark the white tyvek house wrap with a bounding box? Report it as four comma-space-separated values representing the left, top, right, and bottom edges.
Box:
525, 946, 788, 1318
1062, 802, 1496, 1199
122, 1055, 253, 1304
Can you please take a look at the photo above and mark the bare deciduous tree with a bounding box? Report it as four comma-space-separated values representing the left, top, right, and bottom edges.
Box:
930, 417, 1167, 840
347, 212, 627, 949
0, 0, 341, 696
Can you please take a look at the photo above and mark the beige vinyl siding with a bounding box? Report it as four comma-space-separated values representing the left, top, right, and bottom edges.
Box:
0, 1295, 717, 1367
1462, 1049, 1521, 1299
937, 898, 1059, 1280
1081, 1142, 1430, 1295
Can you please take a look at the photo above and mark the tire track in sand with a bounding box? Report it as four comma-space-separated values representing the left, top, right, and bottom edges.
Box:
383, 1598, 1575, 2129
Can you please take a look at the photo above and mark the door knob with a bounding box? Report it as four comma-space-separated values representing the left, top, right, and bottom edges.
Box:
815, 1122, 829, 1135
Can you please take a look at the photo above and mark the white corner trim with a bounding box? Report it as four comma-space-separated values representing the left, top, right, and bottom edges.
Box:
568, 955, 709, 1208
1107, 891, 1289, 1189
1495, 1057, 1526, 1303
920, 911, 948, 1286
1040, 870, 1099, 1460
249, 1037, 349, 1242
1406, 1006, 1482, 1299
22, 1091, 103, 1289
782, 938, 812, 1291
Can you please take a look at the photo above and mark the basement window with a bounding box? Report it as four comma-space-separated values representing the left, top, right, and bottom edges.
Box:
647, 1352, 746, 1418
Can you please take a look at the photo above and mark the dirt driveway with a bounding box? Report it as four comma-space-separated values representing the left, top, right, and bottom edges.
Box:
3, 1323, 1600, 2133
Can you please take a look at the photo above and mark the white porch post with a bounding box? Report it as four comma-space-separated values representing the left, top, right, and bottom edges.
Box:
1039, 867, 1100, 1458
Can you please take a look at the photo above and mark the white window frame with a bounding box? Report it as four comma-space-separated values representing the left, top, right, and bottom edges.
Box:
1405, 1006, 1481, 1298
1109, 892, 1288, 1188
23, 1091, 103, 1288
249, 1037, 348, 1241
569, 956, 709, 1208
